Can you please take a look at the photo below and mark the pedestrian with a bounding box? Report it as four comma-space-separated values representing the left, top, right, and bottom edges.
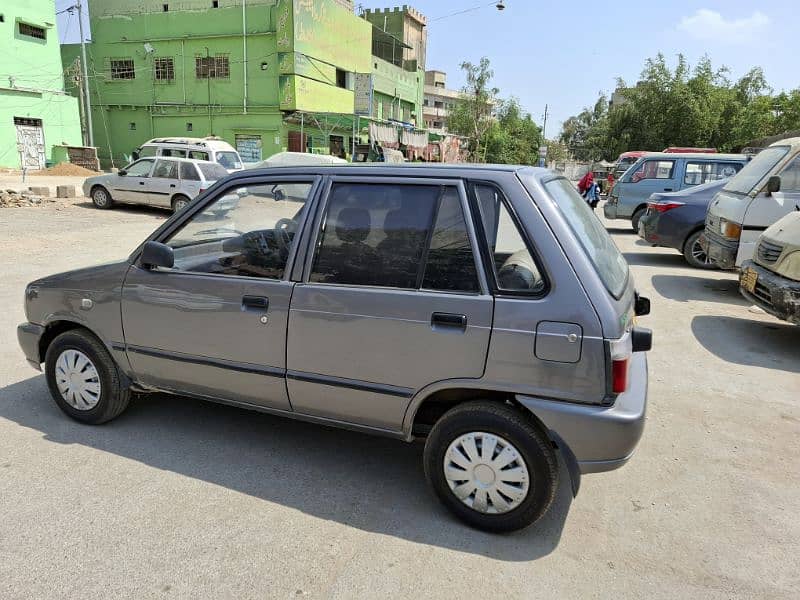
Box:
606, 171, 615, 193
585, 180, 601, 210
577, 170, 594, 195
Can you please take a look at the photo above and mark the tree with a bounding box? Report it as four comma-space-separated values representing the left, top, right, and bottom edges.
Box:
447, 57, 498, 161
484, 98, 542, 164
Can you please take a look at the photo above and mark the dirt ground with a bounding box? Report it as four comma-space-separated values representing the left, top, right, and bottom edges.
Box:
0, 200, 798, 599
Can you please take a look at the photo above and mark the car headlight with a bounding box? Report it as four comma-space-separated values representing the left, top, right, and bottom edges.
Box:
719, 218, 742, 240
779, 250, 800, 280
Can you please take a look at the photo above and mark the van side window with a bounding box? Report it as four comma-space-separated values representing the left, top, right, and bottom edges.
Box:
161, 148, 187, 158
631, 160, 674, 182
684, 161, 743, 185
474, 184, 544, 293
421, 188, 479, 293
138, 146, 157, 158
188, 150, 210, 161
778, 156, 800, 191
179, 162, 200, 181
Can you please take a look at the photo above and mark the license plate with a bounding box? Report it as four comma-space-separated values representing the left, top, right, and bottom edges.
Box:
741, 268, 758, 293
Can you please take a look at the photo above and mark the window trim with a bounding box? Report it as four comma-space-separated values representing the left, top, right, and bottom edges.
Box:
466, 179, 550, 299
135, 175, 323, 282
301, 176, 489, 295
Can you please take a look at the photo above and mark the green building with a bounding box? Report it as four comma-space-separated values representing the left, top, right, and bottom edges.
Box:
0, 0, 82, 169
61, 0, 428, 167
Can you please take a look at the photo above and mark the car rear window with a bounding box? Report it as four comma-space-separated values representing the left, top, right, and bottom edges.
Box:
197, 162, 229, 180
540, 177, 629, 298
723, 146, 789, 195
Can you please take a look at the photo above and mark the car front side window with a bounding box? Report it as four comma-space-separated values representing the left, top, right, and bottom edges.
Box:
164, 181, 313, 279
124, 159, 155, 177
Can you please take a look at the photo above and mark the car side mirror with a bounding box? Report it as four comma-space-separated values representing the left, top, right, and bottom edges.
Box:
141, 241, 174, 269
118, 169, 127, 176
634, 292, 650, 316
766, 175, 781, 194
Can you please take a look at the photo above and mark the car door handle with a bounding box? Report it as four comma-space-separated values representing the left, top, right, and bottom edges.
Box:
169, 184, 176, 188
431, 312, 467, 331
242, 295, 269, 311
663, 188, 673, 191
139, 181, 146, 185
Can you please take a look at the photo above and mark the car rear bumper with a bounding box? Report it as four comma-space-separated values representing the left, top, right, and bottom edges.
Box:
701, 228, 738, 270
517, 351, 648, 474
739, 261, 800, 325
17, 322, 45, 371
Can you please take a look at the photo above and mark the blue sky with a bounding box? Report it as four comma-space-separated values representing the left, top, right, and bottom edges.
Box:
56, 0, 799, 137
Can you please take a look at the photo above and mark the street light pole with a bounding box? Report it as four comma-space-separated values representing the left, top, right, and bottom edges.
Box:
75, 1, 93, 147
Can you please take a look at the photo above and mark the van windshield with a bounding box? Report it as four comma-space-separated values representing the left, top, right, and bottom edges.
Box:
535, 176, 629, 298
723, 146, 789, 195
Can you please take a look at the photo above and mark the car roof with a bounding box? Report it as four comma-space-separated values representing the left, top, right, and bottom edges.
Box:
141, 156, 218, 164
142, 137, 236, 149
769, 136, 800, 148
638, 152, 746, 160
226, 163, 551, 182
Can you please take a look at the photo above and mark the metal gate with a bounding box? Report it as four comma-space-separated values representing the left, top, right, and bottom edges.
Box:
14, 117, 46, 170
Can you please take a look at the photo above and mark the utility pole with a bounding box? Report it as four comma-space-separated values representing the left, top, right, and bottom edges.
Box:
542, 103, 548, 141
73, 1, 93, 147
539, 104, 548, 167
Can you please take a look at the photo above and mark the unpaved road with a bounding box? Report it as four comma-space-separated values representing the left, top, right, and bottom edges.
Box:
0, 201, 798, 599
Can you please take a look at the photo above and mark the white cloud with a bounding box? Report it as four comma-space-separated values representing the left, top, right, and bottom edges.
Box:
677, 9, 769, 42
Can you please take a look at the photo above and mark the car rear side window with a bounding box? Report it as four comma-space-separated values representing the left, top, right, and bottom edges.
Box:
474, 184, 544, 293
152, 160, 178, 179
541, 177, 629, 298
197, 162, 229, 180
179, 162, 200, 181
310, 183, 479, 292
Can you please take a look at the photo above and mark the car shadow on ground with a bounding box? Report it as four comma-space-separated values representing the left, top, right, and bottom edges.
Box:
0, 376, 572, 561
651, 274, 748, 305
605, 227, 635, 235
623, 252, 688, 268
691, 315, 800, 373
73, 201, 171, 218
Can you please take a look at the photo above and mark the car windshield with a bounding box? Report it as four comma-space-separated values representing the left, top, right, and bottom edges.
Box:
216, 151, 243, 170
197, 162, 229, 180
723, 146, 789, 195
533, 176, 629, 298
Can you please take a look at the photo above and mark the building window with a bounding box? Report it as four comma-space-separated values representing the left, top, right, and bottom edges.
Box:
212, 0, 219, 6
110, 58, 135, 80
154, 57, 174, 82
129, 122, 136, 130
163, 4, 169, 11
336, 68, 347, 89
186, 123, 193, 131
196, 55, 230, 79
14, 117, 43, 127
18, 22, 46, 40
0, 14, 5, 23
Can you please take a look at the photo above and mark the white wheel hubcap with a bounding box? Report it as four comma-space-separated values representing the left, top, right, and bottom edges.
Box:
55, 349, 101, 410
443, 432, 530, 514
94, 190, 107, 205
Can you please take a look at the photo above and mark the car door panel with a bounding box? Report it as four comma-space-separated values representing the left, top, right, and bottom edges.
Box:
148, 159, 180, 207
112, 159, 155, 204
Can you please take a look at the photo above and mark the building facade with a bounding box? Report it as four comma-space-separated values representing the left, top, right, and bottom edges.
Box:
0, 0, 82, 169
423, 70, 461, 133
61, 0, 427, 167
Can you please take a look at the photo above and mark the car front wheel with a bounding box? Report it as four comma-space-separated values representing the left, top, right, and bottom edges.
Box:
91, 186, 112, 209
44, 329, 131, 424
423, 401, 558, 532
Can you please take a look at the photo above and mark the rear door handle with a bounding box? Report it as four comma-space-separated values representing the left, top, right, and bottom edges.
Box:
242, 295, 269, 311
139, 181, 146, 185
431, 312, 467, 331
169, 184, 176, 188
663, 188, 673, 191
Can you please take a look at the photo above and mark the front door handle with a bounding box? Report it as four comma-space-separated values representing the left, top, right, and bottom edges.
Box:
169, 183, 176, 188
431, 312, 467, 332
663, 188, 673, 191
139, 181, 146, 185
242, 295, 269, 311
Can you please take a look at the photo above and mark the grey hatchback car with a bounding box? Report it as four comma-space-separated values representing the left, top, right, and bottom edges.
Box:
18, 165, 651, 533
83, 157, 230, 212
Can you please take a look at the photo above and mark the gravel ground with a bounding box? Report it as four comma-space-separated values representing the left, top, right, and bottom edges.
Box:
0, 201, 798, 599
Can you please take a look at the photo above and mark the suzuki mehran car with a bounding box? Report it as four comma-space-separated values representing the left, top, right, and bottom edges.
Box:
17, 165, 651, 533
739, 211, 800, 325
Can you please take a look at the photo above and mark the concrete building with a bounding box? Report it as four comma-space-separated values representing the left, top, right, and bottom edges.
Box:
0, 0, 82, 169
61, 0, 427, 167
422, 70, 461, 133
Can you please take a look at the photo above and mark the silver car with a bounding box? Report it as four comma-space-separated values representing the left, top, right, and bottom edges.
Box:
18, 165, 651, 533
83, 157, 230, 212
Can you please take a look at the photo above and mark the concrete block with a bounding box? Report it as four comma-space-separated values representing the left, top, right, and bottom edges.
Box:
56, 185, 77, 198
28, 186, 50, 196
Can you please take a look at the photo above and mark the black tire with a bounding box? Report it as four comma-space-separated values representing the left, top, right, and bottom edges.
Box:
91, 185, 113, 209
44, 329, 131, 424
631, 206, 646, 233
171, 195, 191, 213
423, 401, 558, 533
683, 229, 717, 269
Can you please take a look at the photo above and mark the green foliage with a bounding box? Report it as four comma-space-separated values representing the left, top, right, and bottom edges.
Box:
447, 58, 541, 164
560, 54, 800, 160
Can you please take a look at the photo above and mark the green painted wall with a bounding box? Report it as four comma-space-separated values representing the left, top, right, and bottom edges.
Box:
0, 0, 81, 168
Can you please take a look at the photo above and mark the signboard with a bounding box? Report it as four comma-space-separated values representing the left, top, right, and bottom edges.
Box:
235, 134, 262, 163
354, 72, 373, 116
539, 145, 548, 157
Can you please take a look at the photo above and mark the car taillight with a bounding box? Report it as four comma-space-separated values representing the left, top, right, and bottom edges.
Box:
199, 187, 207, 194
609, 333, 632, 394
647, 200, 685, 213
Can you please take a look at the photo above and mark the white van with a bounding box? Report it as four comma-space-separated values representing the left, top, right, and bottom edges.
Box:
134, 137, 244, 173
703, 137, 800, 269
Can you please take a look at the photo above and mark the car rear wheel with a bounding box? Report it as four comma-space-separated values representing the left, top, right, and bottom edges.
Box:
171, 195, 191, 213
631, 207, 646, 233
91, 186, 112, 209
423, 401, 558, 533
683, 230, 716, 269
44, 329, 131, 424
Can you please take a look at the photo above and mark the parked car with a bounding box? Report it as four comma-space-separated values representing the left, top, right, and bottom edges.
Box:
662, 147, 717, 154
83, 157, 229, 212
604, 152, 747, 231
247, 151, 348, 168
133, 137, 244, 173
703, 137, 800, 270
18, 165, 652, 533
637, 178, 729, 268
739, 211, 800, 325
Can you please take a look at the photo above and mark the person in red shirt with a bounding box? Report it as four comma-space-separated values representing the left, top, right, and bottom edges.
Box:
606, 171, 615, 194
577, 171, 594, 194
